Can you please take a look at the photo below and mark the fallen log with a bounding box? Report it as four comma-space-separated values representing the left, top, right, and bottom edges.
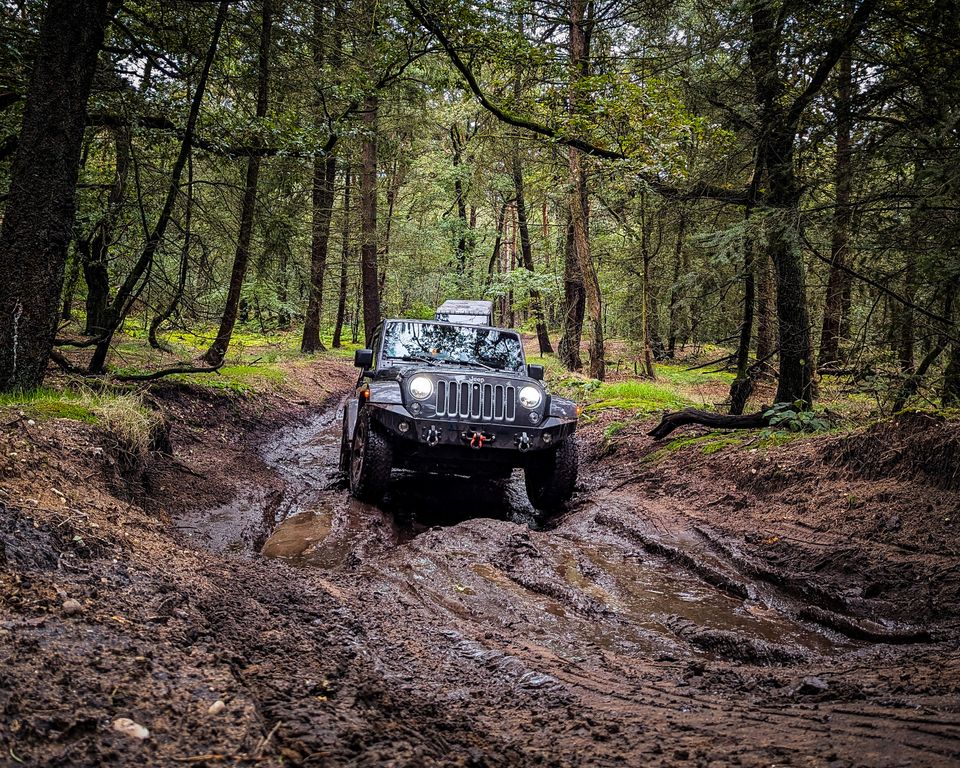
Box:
648, 407, 770, 440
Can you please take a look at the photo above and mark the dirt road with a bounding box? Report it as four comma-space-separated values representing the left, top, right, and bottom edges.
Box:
2, 374, 959, 766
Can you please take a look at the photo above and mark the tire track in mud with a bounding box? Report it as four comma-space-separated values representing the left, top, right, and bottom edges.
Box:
181, 402, 960, 766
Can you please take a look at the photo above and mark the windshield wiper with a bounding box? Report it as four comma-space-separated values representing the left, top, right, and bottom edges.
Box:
445, 358, 496, 371
392, 354, 438, 365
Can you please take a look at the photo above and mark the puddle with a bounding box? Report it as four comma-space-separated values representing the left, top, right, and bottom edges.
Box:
175, 485, 277, 553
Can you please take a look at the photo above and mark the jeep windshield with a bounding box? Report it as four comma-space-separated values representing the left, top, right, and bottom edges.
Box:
382, 320, 525, 373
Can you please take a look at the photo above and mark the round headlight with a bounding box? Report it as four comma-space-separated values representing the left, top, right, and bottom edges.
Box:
409, 375, 433, 400
518, 385, 542, 409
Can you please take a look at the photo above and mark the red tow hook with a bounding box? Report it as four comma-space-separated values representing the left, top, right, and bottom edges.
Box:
462, 430, 495, 449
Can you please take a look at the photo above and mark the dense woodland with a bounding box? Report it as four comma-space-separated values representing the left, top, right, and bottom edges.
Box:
1, 0, 958, 414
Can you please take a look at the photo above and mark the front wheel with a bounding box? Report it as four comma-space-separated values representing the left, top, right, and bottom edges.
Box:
524, 438, 578, 512
349, 410, 393, 504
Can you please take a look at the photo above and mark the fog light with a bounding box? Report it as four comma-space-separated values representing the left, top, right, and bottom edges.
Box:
398, 421, 410, 433
542, 432, 552, 444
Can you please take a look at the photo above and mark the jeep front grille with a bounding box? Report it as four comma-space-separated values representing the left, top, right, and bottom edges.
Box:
435, 379, 517, 422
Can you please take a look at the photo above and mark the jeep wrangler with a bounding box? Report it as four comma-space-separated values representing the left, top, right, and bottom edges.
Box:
339, 307, 580, 511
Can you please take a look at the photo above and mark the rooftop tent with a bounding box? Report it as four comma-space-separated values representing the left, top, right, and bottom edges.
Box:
435, 300, 494, 327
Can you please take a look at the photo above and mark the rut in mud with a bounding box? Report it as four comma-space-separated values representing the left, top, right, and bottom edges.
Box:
169, 398, 960, 767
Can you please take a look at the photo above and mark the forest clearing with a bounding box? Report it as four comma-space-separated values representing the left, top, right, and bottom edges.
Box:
2, 0, 960, 765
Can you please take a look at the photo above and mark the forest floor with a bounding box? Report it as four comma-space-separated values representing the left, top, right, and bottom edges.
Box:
2, 345, 960, 767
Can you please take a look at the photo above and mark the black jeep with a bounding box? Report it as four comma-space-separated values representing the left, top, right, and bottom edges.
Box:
339, 312, 580, 511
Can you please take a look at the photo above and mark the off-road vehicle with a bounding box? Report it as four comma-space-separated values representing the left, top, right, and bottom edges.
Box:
339, 301, 580, 511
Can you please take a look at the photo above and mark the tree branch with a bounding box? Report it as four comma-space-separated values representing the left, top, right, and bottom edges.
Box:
112, 362, 224, 382
787, 0, 878, 128
648, 408, 771, 440
405, 0, 750, 204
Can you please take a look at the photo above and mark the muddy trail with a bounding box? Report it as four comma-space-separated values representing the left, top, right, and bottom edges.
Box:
3, 376, 960, 767
179, 398, 959, 766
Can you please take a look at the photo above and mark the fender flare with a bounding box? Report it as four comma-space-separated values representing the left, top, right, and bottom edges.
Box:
344, 398, 359, 444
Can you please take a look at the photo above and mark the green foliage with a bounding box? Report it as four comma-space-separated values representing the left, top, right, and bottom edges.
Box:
761, 402, 833, 438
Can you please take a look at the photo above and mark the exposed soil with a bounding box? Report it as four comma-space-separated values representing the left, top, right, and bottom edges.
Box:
2, 362, 959, 767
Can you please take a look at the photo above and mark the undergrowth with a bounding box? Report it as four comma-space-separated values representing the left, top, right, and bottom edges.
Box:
0, 388, 160, 458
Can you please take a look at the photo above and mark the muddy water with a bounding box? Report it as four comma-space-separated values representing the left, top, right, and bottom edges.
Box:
211, 402, 847, 663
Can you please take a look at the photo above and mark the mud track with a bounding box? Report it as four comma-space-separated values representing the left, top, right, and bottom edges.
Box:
171, 399, 960, 766
3, 379, 959, 767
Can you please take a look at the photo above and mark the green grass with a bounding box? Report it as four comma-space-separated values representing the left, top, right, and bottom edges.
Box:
0, 388, 101, 423
163, 363, 287, 394
584, 379, 690, 414
0, 387, 156, 440
656, 362, 735, 388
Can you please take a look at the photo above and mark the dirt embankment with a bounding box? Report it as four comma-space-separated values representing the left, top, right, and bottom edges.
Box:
2, 365, 960, 767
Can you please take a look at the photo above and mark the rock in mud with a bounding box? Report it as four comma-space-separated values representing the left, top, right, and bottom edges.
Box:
61, 598, 82, 616
798, 676, 830, 695
207, 699, 225, 715
112, 718, 149, 740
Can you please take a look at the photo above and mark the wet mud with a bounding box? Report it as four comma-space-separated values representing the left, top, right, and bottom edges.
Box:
3, 379, 959, 767
176, 399, 960, 766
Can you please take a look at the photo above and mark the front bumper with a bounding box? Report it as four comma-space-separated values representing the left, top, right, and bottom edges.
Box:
367, 403, 576, 459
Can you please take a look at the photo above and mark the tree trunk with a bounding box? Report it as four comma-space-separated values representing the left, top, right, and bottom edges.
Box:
749, 2, 812, 406
754, 246, 776, 364
61, 249, 81, 321
332, 165, 351, 348
648, 408, 770, 441
639, 190, 656, 378
149, 152, 194, 350
729, 226, 757, 414
897, 247, 917, 373
451, 125, 470, 281
301, 152, 337, 352
380, 156, 402, 304
767, 175, 815, 407
80, 125, 131, 337
87, 0, 228, 373
512, 147, 553, 354
360, 93, 381, 345
301, 0, 341, 352
748, 0, 874, 406
566, 0, 603, 380
730, 169, 762, 414
818, 29, 854, 371
0, 0, 110, 392
485, 197, 511, 289
557, 216, 585, 371
205, 0, 273, 367
942, 341, 960, 408
667, 208, 687, 358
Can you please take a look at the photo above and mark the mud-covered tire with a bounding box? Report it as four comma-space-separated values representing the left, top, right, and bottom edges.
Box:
349, 410, 393, 503
524, 437, 578, 512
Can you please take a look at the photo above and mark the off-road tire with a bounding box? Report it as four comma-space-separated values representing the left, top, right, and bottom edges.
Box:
349, 410, 393, 503
524, 437, 578, 512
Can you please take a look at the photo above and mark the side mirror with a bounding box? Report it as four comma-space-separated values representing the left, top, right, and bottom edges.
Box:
527, 364, 544, 381
354, 348, 373, 368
